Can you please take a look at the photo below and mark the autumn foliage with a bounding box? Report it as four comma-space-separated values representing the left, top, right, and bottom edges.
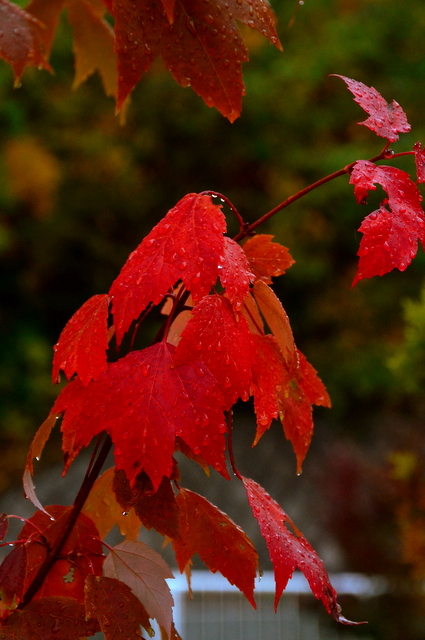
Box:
0, 0, 424, 638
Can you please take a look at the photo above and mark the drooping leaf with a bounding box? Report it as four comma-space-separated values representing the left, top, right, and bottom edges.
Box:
172, 488, 258, 607
277, 349, 331, 474
111, 0, 281, 118
0, 506, 104, 605
219, 237, 255, 310
109, 194, 226, 345
413, 142, 425, 184
81, 466, 141, 541
85, 575, 153, 640
53, 342, 228, 489
242, 477, 363, 625
250, 333, 289, 440
241, 291, 264, 335
349, 160, 425, 285
174, 294, 255, 409
103, 539, 174, 635
52, 293, 110, 386
113, 470, 181, 540
243, 234, 295, 284
22, 470, 53, 519
67, 0, 117, 97
252, 280, 296, 364
333, 75, 411, 142
0, 596, 100, 640
25, 413, 59, 476
0, 0, 51, 82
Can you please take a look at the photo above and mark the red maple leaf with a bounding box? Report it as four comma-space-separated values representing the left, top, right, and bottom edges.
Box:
110, 0, 281, 119
333, 75, 411, 142
219, 237, 255, 310
242, 477, 363, 625
52, 293, 110, 386
350, 160, 425, 285
109, 193, 226, 346
174, 294, 255, 408
53, 342, 228, 489
0, 0, 51, 82
0, 506, 103, 607
413, 142, 425, 184
172, 488, 258, 607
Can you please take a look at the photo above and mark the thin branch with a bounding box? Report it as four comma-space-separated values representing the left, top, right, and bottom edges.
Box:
199, 190, 247, 232
226, 411, 242, 481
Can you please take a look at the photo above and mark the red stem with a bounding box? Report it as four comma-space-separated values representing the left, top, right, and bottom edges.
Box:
199, 190, 247, 231
226, 411, 243, 481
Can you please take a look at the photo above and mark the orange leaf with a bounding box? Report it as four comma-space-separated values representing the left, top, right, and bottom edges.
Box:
25, 0, 65, 57
253, 280, 296, 364
82, 467, 141, 541
243, 234, 295, 284
172, 488, 258, 607
67, 0, 117, 98
25, 412, 59, 476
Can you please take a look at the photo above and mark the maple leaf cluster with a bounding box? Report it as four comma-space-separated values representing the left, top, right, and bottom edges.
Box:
333, 76, 425, 286
0, 192, 362, 638
0, 0, 281, 120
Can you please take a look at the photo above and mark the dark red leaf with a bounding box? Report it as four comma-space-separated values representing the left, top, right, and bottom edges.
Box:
174, 294, 255, 409
52, 293, 110, 386
0, 507, 103, 609
333, 75, 410, 142
350, 160, 425, 285
53, 342, 228, 490
243, 477, 363, 625
111, 0, 281, 119
0, 596, 99, 640
413, 142, 425, 184
109, 194, 226, 345
172, 488, 258, 607
113, 470, 181, 540
0, 0, 51, 82
85, 575, 153, 640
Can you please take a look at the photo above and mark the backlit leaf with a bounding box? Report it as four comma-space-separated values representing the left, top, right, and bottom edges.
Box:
0, 0, 51, 82
252, 280, 296, 364
52, 294, 109, 386
67, 0, 117, 97
25, 413, 59, 476
85, 575, 153, 640
109, 194, 226, 345
333, 75, 411, 142
81, 466, 141, 541
175, 294, 255, 409
243, 477, 362, 624
243, 235, 295, 284
53, 342, 228, 490
349, 160, 425, 285
103, 539, 174, 635
25, 0, 65, 57
172, 488, 258, 606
